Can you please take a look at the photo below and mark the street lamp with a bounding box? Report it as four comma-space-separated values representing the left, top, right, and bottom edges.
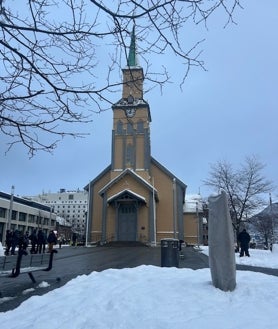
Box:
173, 178, 177, 239
196, 201, 200, 248
7, 185, 15, 230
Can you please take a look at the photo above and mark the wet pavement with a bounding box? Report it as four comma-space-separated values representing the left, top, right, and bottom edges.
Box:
1, 245, 277, 313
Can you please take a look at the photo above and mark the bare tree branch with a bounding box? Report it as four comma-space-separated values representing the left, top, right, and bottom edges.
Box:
204, 155, 273, 237
0, 0, 242, 155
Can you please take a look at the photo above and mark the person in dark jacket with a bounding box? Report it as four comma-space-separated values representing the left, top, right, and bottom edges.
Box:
5, 230, 13, 255
21, 231, 29, 251
37, 229, 46, 253
238, 229, 251, 257
72, 232, 77, 247
47, 230, 57, 252
30, 229, 38, 254
11, 229, 21, 255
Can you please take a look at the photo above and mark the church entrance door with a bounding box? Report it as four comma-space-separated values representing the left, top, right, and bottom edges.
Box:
118, 204, 137, 241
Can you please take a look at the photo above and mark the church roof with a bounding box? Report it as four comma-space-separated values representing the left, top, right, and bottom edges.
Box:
151, 157, 187, 191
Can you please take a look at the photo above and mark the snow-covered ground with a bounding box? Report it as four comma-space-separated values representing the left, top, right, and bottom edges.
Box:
1, 244, 278, 329
201, 245, 278, 269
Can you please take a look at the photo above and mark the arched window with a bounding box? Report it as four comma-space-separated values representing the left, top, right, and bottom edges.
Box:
127, 122, 133, 134
126, 143, 134, 166
137, 120, 144, 133
116, 120, 124, 134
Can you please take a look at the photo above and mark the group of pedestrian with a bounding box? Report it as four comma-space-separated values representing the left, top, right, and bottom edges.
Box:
29, 229, 48, 254
5, 228, 57, 256
4, 229, 29, 255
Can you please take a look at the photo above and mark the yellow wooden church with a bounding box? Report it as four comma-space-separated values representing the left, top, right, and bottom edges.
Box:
85, 30, 200, 246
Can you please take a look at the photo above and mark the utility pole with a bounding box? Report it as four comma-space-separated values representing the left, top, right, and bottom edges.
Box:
196, 201, 200, 248
173, 178, 177, 239
85, 182, 91, 247
152, 177, 156, 246
269, 192, 274, 247
7, 185, 15, 230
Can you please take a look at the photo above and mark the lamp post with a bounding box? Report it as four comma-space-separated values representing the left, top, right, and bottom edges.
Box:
85, 182, 91, 247
152, 177, 156, 246
173, 178, 177, 239
196, 201, 200, 248
7, 185, 15, 230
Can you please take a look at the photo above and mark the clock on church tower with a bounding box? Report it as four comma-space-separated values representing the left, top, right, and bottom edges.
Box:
125, 95, 136, 118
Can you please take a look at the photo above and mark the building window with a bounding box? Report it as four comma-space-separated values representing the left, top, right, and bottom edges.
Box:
127, 122, 133, 134
69, 194, 74, 200
18, 225, 25, 233
137, 120, 144, 133
126, 143, 135, 166
0, 207, 6, 218
116, 120, 124, 134
18, 212, 27, 222
11, 210, 17, 220
28, 214, 35, 223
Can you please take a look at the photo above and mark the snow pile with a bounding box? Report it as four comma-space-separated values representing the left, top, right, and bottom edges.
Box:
1, 248, 278, 329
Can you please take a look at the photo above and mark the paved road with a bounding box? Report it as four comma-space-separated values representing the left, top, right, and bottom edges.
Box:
1, 245, 277, 313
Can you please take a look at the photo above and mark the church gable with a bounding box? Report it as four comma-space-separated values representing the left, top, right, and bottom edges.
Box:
107, 189, 146, 205
99, 168, 157, 205
99, 168, 157, 197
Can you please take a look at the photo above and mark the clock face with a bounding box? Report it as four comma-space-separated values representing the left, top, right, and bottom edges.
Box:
125, 108, 136, 118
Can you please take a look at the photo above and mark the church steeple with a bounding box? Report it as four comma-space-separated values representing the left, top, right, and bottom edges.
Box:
122, 26, 143, 100
111, 28, 151, 177
127, 26, 137, 67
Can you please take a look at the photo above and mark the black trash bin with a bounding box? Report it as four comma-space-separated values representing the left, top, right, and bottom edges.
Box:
161, 238, 179, 267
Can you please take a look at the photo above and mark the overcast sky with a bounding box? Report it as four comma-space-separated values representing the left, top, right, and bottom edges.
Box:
1, 2, 277, 202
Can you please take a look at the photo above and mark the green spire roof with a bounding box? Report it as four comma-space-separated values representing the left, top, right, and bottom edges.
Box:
127, 26, 137, 67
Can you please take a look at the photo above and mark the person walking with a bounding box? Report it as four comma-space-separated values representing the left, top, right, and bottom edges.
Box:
72, 232, 77, 247
11, 229, 20, 255
22, 231, 29, 251
238, 229, 251, 257
58, 236, 63, 249
47, 230, 57, 253
30, 229, 38, 254
5, 230, 13, 255
37, 229, 46, 253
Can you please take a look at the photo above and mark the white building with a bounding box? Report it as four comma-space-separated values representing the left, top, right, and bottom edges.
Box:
183, 194, 208, 245
0, 191, 57, 244
26, 189, 88, 238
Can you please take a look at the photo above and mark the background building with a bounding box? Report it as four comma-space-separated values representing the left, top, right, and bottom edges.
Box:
0, 191, 56, 244
183, 194, 208, 246
26, 189, 88, 240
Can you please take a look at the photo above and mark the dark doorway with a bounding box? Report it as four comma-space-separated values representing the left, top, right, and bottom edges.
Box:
118, 204, 137, 241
